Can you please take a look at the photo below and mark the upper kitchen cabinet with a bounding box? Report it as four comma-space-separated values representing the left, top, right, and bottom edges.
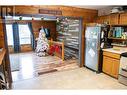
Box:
94, 15, 110, 24
109, 13, 119, 25
119, 12, 127, 25
94, 13, 120, 25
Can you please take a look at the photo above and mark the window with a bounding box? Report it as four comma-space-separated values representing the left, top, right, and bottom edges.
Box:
18, 24, 31, 45
6, 24, 14, 46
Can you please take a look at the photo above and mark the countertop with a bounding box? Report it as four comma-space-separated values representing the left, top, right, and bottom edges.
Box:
102, 48, 127, 54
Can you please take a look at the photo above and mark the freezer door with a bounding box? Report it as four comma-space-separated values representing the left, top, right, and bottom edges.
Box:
85, 38, 99, 71
85, 26, 101, 71
85, 26, 100, 39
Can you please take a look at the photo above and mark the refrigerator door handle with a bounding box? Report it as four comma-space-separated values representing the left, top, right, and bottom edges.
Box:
97, 41, 101, 50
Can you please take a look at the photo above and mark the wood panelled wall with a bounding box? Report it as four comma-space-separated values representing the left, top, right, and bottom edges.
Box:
0, 18, 5, 48
32, 20, 56, 40
14, 5, 98, 24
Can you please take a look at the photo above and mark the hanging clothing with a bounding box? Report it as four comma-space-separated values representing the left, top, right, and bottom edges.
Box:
48, 45, 55, 55
28, 22, 35, 50
12, 22, 20, 53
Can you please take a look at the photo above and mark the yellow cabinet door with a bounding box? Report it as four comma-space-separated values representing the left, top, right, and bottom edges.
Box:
111, 58, 120, 78
94, 15, 110, 24
119, 13, 127, 25
109, 14, 119, 25
103, 56, 113, 75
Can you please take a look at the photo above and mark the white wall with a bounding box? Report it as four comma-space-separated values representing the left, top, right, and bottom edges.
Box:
98, 6, 114, 16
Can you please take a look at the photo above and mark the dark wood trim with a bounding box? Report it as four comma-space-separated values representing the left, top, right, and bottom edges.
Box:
79, 18, 84, 67
2, 17, 12, 89
9, 13, 83, 20
81, 24, 86, 67
39, 8, 62, 15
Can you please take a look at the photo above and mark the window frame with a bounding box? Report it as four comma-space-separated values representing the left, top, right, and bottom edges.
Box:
18, 23, 32, 45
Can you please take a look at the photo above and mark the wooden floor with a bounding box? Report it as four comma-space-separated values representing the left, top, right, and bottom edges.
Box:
10, 52, 79, 82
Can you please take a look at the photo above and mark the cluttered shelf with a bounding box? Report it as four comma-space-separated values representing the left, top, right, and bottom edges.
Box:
108, 25, 127, 41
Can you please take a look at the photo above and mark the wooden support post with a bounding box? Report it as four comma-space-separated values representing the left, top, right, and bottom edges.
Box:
62, 42, 64, 61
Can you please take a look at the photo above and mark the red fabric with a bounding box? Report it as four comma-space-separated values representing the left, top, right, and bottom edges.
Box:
55, 45, 61, 54
48, 45, 61, 55
48, 45, 55, 55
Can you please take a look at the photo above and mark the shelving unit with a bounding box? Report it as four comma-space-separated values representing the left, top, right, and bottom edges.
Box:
108, 25, 127, 47
56, 18, 80, 60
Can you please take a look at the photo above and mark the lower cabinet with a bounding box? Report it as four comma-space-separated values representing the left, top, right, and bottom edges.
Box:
103, 56, 112, 75
111, 58, 120, 78
103, 55, 120, 78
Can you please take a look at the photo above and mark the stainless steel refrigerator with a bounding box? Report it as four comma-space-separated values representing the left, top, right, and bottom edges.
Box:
85, 24, 109, 72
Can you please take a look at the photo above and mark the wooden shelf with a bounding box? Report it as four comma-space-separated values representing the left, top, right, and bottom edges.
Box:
108, 37, 127, 41
110, 24, 127, 27
111, 43, 127, 47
